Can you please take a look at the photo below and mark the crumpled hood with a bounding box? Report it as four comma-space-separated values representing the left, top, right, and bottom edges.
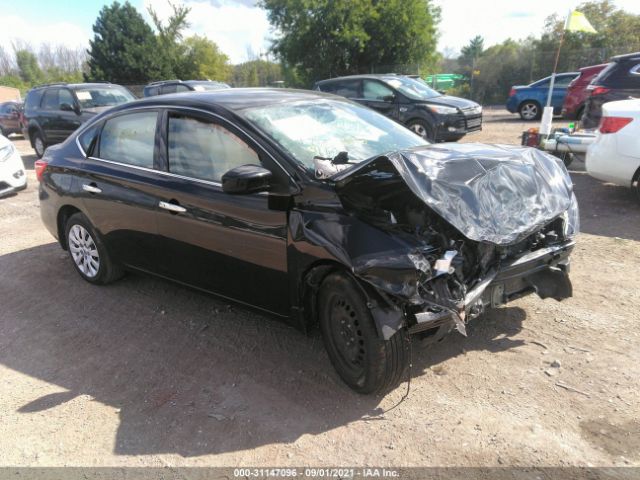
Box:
335, 143, 577, 246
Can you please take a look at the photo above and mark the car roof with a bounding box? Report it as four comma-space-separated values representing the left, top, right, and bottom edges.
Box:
579, 63, 608, 72
316, 74, 405, 84
611, 51, 640, 62
30, 82, 120, 90
109, 88, 341, 112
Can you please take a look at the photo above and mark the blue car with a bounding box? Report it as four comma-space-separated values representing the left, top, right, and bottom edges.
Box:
506, 72, 579, 120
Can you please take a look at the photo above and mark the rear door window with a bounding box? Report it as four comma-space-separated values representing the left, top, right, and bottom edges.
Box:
320, 80, 360, 98
98, 111, 158, 168
362, 80, 394, 100
167, 113, 260, 183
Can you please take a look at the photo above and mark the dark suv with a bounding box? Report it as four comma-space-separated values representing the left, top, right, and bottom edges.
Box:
0, 101, 24, 137
143, 80, 230, 97
313, 74, 482, 141
23, 82, 136, 158
581, 52, 640, 129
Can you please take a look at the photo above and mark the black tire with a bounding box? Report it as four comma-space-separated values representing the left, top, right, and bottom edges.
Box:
519, 101, 542, 121
407, 119, 435, 141
0, 126, 6, 138
65, 212, 123, 285
32, 131, 46, 159
319, 272, 409, 394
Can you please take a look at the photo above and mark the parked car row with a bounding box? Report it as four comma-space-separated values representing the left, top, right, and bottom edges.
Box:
15, 73, 482, 163
506, 51, 640, 125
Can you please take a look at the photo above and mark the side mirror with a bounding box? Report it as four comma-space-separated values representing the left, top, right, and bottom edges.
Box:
438, 90, 446, 95
60, 103, 74, 112
222, 164, 272, 194
382, 94, 396, 103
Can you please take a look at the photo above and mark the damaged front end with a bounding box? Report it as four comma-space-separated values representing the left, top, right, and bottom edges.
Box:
317, 143, 579, 340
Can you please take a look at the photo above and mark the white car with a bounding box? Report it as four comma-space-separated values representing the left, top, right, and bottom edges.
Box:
586, 98, 640, 197
0, 134, 27, 197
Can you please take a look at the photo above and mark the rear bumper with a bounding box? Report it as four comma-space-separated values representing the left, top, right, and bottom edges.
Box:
506, 96, 519, 113
409, 242, 574, 334
586, 133, 640, 187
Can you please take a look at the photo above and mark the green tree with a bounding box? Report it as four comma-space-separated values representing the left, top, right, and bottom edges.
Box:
231, 60, 283, 87
180, 35, 231, 81
15, 50, 43, 84
147, 1, 191, 78
86, 1, 161, 83
459, 35, 484, 69
261, 0, 440, 85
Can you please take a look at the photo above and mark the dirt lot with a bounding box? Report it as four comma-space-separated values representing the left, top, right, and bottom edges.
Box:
1, 108, 639, 468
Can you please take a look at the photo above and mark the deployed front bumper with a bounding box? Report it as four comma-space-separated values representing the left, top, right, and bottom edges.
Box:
410, 241, 574, 334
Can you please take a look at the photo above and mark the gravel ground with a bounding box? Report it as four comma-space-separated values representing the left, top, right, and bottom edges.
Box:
0, 109, 639, 468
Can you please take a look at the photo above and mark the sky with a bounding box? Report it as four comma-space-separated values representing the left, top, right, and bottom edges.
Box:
0, 0, 639, 64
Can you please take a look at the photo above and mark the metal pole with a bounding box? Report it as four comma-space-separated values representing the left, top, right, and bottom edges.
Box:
546, 21, 566, 107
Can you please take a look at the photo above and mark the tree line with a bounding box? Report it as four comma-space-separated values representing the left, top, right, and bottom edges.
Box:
1, 0, 636, 103
449, 0, 640, 104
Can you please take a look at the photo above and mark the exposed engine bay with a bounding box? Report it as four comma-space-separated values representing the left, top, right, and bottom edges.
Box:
325, 144, 579, 338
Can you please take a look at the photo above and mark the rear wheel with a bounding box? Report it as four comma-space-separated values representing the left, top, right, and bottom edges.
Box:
519, 101, 541, 121
319, 272, 409, 394
65, 212, 123, 285
33, 131, 46, 158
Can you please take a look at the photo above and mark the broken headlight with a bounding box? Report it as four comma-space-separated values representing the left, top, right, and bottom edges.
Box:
562, 193, 580, 239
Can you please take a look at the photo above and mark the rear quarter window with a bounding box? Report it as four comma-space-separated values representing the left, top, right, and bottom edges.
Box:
78, 123, 102, 156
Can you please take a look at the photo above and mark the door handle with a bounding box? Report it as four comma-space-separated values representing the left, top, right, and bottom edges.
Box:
82, 183, 102, 194
159, 201, 186, 214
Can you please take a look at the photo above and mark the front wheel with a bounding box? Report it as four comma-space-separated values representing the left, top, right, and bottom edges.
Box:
65, 212, 123, 285
407, 120, 435, 141
319, 272, 409, 394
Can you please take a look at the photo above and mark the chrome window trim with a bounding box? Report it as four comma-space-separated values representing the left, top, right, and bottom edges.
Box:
86, 155, 223, 187
75, 104, 293, 186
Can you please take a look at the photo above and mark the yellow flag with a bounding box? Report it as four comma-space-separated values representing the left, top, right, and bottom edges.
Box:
565, 10, 597, 33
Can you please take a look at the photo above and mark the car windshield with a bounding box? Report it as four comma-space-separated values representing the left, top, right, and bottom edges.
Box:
240, 99, 428, 170
74, 86, 135, 108
381, 76, 441, 100
189, 82, 230, 91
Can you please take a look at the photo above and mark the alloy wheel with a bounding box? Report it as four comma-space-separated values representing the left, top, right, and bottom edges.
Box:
410, 123, 428, 139
68, 224, 100, 278
520, 103, 538, 120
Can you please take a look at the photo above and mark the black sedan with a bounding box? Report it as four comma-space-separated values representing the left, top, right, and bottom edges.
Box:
37, 89, 578, 394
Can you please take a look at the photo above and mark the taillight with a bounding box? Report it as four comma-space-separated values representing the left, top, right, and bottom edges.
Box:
599, 116, 632, 134
590, 86, 610, 96
509, 88, 516, 97
34, 159, 48, 182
